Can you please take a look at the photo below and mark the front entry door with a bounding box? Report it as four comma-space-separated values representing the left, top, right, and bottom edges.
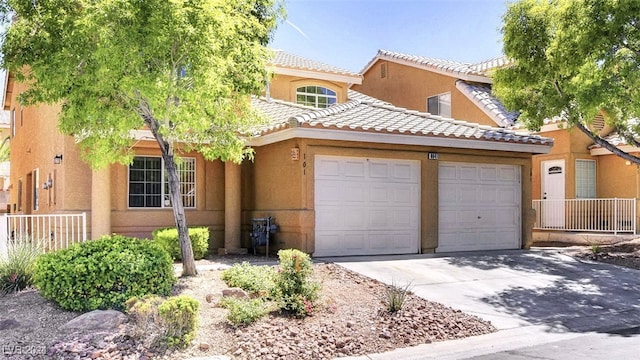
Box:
541, 160, 565, 228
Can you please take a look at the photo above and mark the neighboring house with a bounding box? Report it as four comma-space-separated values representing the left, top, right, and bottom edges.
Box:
355, 49, 639, 237
3, 50, 553, 256
352, 50, 518, 128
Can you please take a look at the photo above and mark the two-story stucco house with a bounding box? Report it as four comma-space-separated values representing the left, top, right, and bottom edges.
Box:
4, 50, 553, 256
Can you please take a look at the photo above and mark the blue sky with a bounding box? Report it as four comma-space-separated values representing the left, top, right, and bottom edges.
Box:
271, 0, 510, 73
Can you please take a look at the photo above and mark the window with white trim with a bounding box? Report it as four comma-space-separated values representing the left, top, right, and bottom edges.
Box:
10, 109, 15, 138
575, 159, 596, 198
32, 169, 39, 211
128, 156, 196, 208
296, 86, 337, 108
427, 92, 451, 117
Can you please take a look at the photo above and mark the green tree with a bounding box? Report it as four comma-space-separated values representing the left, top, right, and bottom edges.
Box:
0, 136, 9, 163
494, 0, 640, 164
0, 0, 283, 275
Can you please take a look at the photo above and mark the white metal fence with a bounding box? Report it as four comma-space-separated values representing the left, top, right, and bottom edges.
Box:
533, 198, 636, 234
0, 213, 87, 256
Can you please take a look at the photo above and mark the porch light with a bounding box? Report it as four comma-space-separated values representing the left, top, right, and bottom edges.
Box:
53, 154, 63, 164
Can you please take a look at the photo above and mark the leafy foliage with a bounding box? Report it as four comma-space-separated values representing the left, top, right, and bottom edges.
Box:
33, 235, 175, 311
219, 297, 273, 325
0, 0, 285, 276
271, 249, 320, 317
126, 295, 199, 349
494, 0, 640, 163
221, 262, 276, 295
0, 238, 43, 296
153, 227, 210, 261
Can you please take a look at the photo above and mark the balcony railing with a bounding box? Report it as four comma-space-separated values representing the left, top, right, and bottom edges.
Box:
0, 213, 87, 256
533, 198, 636, 234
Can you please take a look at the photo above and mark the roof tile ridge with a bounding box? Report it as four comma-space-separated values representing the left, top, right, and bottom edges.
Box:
288, 100, 362, 126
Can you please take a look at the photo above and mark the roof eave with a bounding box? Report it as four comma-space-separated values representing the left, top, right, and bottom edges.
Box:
272, 66, 362, 85
364, 54, 493, 84
247, 127, 553, 154
455, 81, 507, 127
590, 144, 640, 156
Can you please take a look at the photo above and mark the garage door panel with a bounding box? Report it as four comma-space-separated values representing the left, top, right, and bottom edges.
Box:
459, 166, 478, 181
315, 155, 420, 257
314, 232, 342, 256
499, 167, 518, 182
438, 162, 520, 253
439, 164, 457, 180
315, 159, 341, 178
393, 163, 414, 181
345, 161, 366, 178
344, 233, 366, 251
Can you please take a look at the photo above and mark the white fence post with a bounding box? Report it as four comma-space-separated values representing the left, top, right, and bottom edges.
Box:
0, 214, 7, 257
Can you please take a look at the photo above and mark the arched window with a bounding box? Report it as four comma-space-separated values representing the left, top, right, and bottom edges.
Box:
296, 86, 337, 108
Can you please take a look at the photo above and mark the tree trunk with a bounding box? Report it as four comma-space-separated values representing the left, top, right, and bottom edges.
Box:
139, 107, 197, 276
162, 151, 197, 276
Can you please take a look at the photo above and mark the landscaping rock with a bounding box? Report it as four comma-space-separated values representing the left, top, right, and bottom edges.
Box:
221, 287, 249, 299
60, 310, 127, 332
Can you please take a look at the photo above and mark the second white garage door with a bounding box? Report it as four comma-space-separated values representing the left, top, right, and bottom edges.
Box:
314, 155, 420, 257
438, 162, 521, 252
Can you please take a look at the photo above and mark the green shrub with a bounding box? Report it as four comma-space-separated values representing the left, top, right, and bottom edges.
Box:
158, 295, 199, 348
33, 235, 175, 311
221, 262, 276, 295
153, 227, 209, 261
271, 249, 320, 317
0, 238, 44, 296
127, 295, 199, 349
382, 280, 413, 313
219, 297, 273, 325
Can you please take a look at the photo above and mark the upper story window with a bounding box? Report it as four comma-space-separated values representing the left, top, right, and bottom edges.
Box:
427, 92, 451, 118
296, 86, 337, 108
128, 156, 196, 209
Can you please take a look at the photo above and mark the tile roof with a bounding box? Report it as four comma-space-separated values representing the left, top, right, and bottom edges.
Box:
363, 50, 510, 80
251, 92, 553, 149
456, 80, 519, 127
270, 50, 360, 78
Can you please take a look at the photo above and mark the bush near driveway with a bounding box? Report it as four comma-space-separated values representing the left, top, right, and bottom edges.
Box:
33, 235, 175, 311
220, 249, 321, 324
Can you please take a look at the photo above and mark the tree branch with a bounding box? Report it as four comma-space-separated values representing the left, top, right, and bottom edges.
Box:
575, 122, 640, 165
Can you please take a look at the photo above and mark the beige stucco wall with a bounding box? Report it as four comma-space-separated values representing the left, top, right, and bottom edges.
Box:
352, 60, 497, 126
532, 127, 596, 200
597, 153, 639, 199
244, 138, 534, 254
6, 80, 93, 216
108, 141, 226, 247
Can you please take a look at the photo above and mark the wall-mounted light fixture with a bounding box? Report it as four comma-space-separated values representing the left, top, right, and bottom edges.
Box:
53, 154, 63, 164
290, 147, 300, 161
42, 179, 53, 190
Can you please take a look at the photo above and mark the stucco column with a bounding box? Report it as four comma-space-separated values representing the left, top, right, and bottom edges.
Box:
222, 161, 246, 254
91, 166, 111, 240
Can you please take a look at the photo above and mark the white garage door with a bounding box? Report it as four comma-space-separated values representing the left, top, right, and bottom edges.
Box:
438, 162, 521, 252
314, 155, 420, 257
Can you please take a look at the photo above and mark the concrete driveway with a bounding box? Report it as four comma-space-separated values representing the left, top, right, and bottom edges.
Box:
328, 249, 640, 333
